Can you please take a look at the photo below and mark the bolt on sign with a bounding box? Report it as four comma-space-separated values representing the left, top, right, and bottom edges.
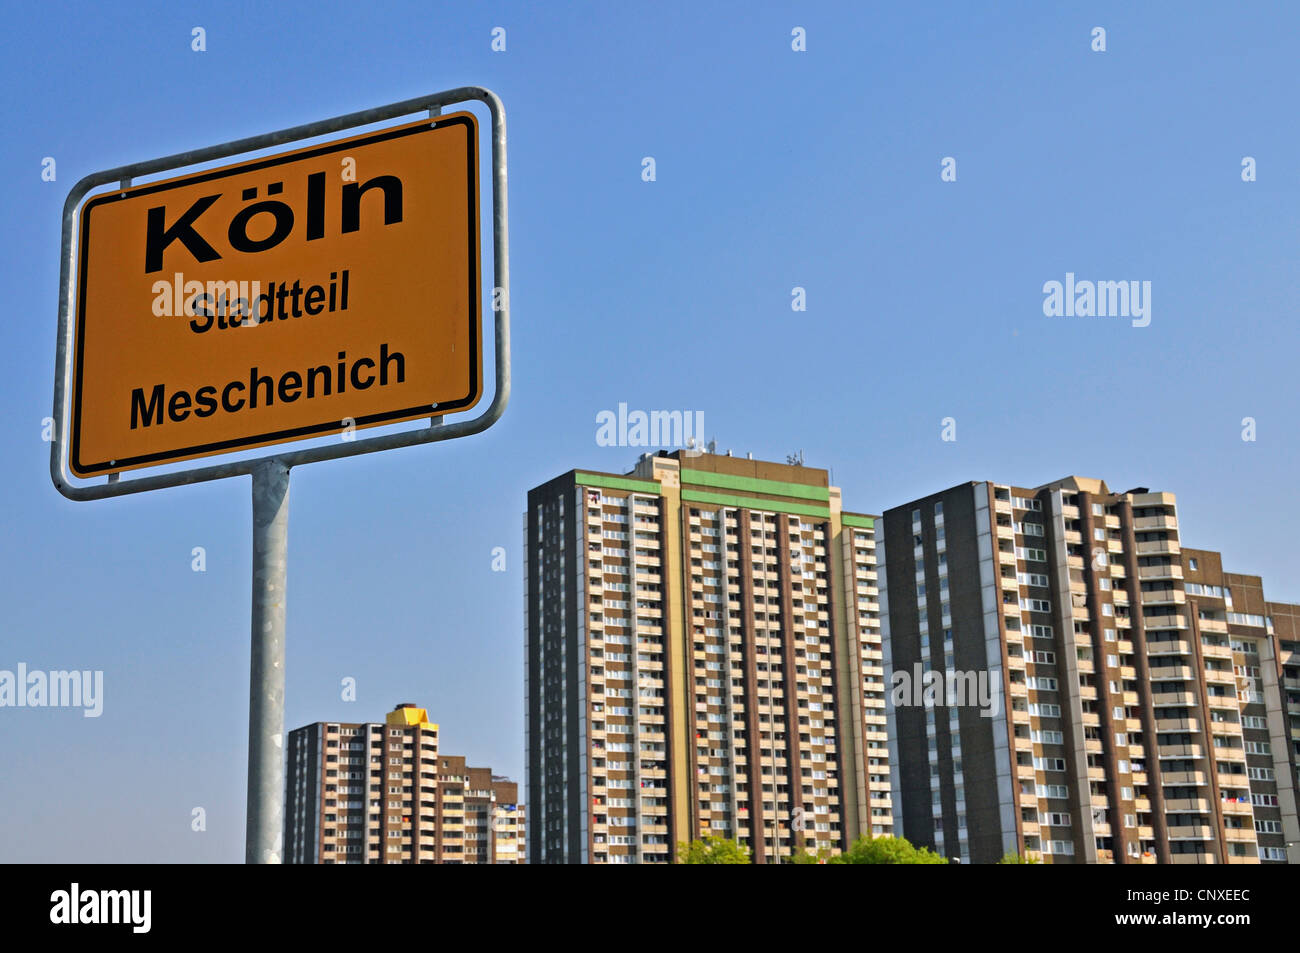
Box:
69, 112, 481, 477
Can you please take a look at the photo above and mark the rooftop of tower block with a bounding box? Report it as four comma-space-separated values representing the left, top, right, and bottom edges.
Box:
386, 704, 435, 728
636, 448, 829, 489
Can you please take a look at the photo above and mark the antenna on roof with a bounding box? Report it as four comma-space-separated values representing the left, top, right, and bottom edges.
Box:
786, 450, 804, 467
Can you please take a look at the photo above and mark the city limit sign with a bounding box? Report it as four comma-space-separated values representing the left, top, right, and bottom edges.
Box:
68, 112, 482, 477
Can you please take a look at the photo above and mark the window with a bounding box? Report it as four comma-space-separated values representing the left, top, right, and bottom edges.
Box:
1188, 558, 1198, 571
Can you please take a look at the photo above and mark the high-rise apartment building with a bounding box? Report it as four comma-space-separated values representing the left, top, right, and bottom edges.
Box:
524, 449, 892, 864
284, 703, 525, 864
878, 476, 1300, 865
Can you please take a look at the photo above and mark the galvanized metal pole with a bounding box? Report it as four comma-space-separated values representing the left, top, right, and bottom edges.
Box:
246, 458, 290, 863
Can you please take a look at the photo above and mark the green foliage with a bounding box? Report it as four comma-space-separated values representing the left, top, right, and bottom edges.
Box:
786, 845, 834, 864
679, 834, 952, 865
828, 835, 948, 865
997, 851, 1041, 864
676, 836, 752, 864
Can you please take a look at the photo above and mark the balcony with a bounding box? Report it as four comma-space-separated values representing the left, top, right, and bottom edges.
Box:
1155, 717, 1200, 733
1136, 538, 1180, 557
1165, 825, 1214, 840
1160, 770, 1208, 786
1212, 746, 1247, 763
1143, 590, 1187, 607
1169, 851, 1216, 864
1164, 798, 1212, 813
1151, 691, 1197, 708
1149, 664, 1195, 682
1157, 744, 1204, 760
1140, 564, 1183, 581
1143, 614, 1189, 631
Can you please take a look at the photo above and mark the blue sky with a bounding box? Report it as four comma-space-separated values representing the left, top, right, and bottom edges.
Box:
1, 1, 1298, 861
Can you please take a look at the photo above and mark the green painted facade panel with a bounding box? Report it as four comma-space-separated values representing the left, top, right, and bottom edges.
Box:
574, 471, 663, 495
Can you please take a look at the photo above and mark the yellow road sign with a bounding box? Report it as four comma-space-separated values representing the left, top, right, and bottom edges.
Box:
70, 112, 481, 476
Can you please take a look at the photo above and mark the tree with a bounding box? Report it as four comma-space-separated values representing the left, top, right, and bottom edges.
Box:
677, 836, 751, 864
828, 835, 947, 864
997, 851, 1041, 864
786, 846, 833, 864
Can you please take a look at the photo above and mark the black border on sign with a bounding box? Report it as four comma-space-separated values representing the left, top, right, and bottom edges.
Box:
70, 114, 481, 477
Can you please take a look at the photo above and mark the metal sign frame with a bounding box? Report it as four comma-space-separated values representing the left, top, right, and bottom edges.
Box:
50, 86, 510, 501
